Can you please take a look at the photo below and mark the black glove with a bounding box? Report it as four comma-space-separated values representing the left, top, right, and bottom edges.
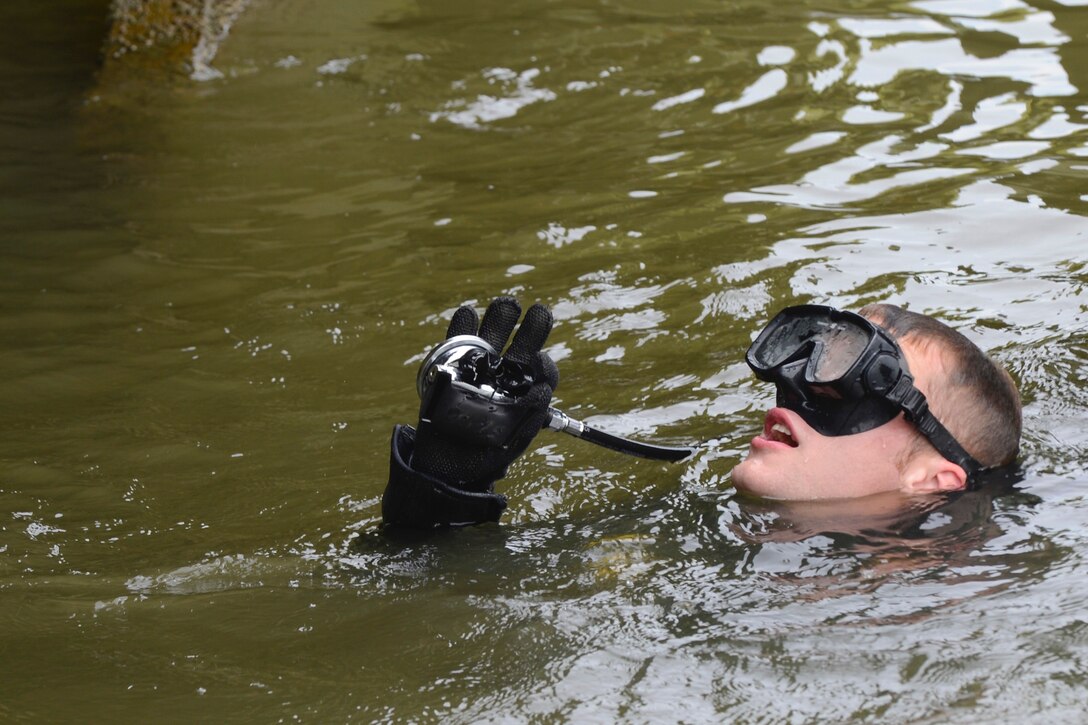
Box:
382, 297, 560, 529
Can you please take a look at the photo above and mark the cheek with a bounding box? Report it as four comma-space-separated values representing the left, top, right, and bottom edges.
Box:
837, 438, 883, 467
832, 434, 906, 485
785, 431, 892, 493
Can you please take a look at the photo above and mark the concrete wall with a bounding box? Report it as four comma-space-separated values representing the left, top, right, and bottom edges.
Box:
105, 0, 249, 80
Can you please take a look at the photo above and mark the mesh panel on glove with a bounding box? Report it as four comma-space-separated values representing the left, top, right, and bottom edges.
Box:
411, 379, 554, 491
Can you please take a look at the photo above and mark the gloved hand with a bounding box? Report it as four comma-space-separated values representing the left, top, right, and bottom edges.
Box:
382, 297, 560, 529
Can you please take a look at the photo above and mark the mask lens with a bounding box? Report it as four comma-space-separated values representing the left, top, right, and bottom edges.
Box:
750, 317, 824, 369
809, 322, 870, 382
751, 311, 872, 384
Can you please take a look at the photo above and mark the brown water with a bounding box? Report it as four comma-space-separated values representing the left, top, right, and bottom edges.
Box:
3, 0, 1088, 721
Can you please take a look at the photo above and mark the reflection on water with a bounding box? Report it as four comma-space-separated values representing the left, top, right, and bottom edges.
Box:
2, 0, 1088, 720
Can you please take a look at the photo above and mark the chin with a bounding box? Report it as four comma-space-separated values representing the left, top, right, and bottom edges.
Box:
730, 459, 777, 498
731, 457, 820, 501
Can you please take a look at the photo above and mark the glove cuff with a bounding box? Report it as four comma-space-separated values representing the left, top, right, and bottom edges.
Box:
382, 424, 508, 529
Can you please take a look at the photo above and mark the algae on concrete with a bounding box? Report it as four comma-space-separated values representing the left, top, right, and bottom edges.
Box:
104, 0, 249, 81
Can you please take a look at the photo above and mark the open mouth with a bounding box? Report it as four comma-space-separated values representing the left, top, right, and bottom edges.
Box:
763, 410, 800, 448
768, 422, 798, 447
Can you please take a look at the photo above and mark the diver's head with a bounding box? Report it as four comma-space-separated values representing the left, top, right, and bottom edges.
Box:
731, 303, 1021, 501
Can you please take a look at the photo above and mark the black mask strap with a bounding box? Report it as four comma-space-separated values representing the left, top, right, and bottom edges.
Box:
885, 376, 984, 483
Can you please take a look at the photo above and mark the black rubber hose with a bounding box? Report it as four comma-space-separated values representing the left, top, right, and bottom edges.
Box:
544, 408, 694, 462
578, 424, 694, 462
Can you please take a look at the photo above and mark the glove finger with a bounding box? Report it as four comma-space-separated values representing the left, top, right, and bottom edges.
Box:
506, 303, 553, 364
532, 350, 560, 391
446, 305, 480, 339
478, 297, 521, 352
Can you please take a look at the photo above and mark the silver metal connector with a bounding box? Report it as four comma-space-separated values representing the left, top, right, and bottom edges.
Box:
545, 408, 585, 437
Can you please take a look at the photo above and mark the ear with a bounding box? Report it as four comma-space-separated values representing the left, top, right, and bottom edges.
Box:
901, 456, 967, 495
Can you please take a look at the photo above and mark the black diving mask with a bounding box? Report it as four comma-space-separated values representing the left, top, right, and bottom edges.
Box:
746, 304, 983, 479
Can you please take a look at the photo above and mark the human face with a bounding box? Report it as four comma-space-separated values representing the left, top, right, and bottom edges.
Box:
731, 329, 954, 500
730, 405, 919, 500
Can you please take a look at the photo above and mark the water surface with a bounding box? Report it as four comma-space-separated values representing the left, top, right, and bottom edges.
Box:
2, 0, 1088, 721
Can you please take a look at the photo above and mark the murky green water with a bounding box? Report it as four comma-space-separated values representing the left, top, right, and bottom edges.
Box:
3, 0, 1088, 720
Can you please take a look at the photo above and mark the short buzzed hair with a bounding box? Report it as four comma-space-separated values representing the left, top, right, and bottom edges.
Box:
859, 303, 1021, 468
